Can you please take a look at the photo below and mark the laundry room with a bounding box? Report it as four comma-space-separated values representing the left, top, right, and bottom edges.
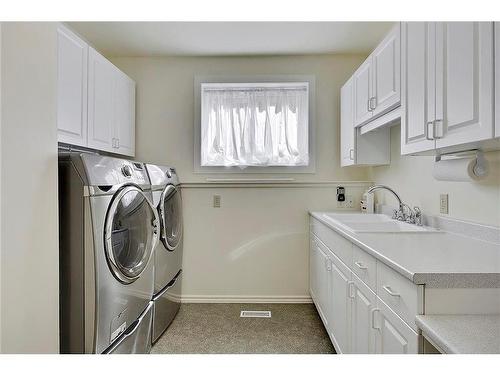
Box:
1, 1, 500, 373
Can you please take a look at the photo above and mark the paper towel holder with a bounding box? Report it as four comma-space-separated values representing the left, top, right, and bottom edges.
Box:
434, 149, 489, 179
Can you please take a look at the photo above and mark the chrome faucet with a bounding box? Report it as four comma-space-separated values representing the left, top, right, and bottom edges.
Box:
366, 185, 423, 225
367, 185, 405, 220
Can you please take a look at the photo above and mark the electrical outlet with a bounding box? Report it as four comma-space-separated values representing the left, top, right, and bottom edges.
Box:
346, 195, 354, 208
440, 194, 448, 214
213, 194, 221, 208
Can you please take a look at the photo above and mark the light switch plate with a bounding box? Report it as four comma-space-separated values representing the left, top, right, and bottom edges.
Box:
440, 194, 448, 214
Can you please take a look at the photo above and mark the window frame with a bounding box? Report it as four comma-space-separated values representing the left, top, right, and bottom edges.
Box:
194, 75, 316, 174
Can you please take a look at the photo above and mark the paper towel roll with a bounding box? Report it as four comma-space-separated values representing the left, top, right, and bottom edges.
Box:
432, 156, 489, 182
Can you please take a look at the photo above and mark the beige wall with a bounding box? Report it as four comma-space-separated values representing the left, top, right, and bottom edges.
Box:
111, 55, 372, 301
0, 23, 59, 353
370, 126, 500, 227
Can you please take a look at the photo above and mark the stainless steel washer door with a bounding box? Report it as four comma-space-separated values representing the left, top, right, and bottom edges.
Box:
105, 185, 159, 284
158, 184, 182, 251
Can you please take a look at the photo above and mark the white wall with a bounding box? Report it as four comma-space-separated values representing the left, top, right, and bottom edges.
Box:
111, 55, 372, 301
0, 23, 59, 353
370, 126, 500, 227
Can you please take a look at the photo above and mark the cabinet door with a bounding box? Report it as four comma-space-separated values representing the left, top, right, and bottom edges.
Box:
371, 23, 401, 118
327, 251, 352, 353
113, 68, 136, 156
374, 297, 419, 354
312, 239, 330, 328
309, 235, 318, 300
401, 22, 436, 155
495, 23, 500, 138
435, 22, 494, 148
57, 25, 88, 147
340, 78, 355, 166
88, 47, 115, 153
350, 274, 377, 353
353, 58, 373, 126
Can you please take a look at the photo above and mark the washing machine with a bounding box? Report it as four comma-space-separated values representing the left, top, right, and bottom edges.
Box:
145, 164, 183, 343
58, 152, 159, 354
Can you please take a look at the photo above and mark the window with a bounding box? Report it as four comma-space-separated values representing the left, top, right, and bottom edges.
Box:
199, 82, 310, 169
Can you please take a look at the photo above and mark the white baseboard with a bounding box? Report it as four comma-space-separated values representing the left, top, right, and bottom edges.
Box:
180, 294, 313, 304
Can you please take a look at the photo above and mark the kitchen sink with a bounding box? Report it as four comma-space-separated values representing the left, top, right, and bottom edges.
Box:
321, 213, 439, 233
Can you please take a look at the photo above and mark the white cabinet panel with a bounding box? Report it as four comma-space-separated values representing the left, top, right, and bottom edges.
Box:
401, 22, 436, 154
353, 58, 373, 126
496, 23, 500, 138
351, 274, 377, 354
327, 250, 352, 353
113, 69, 136, 156
341, 78, 390, 167
375, 297, 419, 354
435, 22, 494, 148
341, 78, 355, 166
372, 23, 401, 118
87, 47, 115, 153
57, 25, 88, 147
311, 236, 330, 329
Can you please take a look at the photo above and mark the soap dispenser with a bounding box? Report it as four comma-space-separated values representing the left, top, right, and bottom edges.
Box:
360, 190, 374, 214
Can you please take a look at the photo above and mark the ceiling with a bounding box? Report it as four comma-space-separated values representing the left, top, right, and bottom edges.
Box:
68, 22, 395, 57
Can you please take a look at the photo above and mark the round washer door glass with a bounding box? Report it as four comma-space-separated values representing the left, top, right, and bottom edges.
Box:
105, 186, 158, 283
159, 184, 183, 251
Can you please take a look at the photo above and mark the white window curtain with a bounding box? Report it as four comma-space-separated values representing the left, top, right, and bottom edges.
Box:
200, 83, 309, 168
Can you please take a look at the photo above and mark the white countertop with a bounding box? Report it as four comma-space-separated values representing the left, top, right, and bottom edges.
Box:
415, 314, 500, 354
309, 212, 500, 288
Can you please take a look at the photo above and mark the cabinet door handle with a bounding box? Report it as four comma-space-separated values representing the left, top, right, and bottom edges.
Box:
433, 119, 443, 139
326, 258, 332, 272
383, 285, 400, 297
354, 261, 368, 270
347, 281, 355, 299
371, 308, 380, 330
349, 148, 355, 161
367, 98, 372, 112
369, 96, 377, 110
425, 121, 434, 141
116, 138, 120, 148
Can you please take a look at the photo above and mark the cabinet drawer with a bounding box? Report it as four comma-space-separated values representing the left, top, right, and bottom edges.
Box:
310, 217, 353, 267
377, 262, 422, 331
352, 245, 377, 291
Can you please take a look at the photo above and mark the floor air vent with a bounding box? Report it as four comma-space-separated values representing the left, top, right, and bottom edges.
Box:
240, 310, 272, 318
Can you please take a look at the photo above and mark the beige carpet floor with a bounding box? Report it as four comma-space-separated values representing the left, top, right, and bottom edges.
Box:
151, 303, 335, 354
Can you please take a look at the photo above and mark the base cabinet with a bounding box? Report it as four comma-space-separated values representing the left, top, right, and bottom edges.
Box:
327, 251, 352, 353
310, 218, 420, 354
350, 274, 377, 353
375, 297, 419, 354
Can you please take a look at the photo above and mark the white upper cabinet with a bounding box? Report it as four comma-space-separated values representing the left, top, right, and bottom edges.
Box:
353, 58, 374, 126
57, 25, 88, 147
57, 24, 135, 157
371, 23, 401, 118
353, 23, 401, 128
401, 22, 496, 155
496, 23, 500, 138
401, 22, 436, 155
113, 69, 136, 157
341, 77, 390, 167
434, 22, 494, 149
341, 78, 356, 166
88, 47, 115, 153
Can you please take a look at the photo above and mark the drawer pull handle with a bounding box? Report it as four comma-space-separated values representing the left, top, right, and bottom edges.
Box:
354, 261, 368, 270
383, 285, 400, 297
347, 281, 355, 299
371, 308, 380, 330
